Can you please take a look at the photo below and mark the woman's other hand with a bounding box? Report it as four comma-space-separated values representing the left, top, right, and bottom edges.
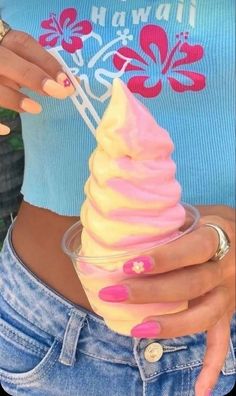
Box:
0, 29, 75, 135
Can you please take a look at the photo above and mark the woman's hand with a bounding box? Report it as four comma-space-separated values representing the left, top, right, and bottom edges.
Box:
99, 205, 235, 396
0, 28, 75, 135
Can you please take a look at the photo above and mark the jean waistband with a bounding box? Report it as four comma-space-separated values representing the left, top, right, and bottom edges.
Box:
0, 223, 140, 368
0, 222, 120, 341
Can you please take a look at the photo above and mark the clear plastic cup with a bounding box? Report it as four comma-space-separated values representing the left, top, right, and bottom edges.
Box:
62, 203, 200, 336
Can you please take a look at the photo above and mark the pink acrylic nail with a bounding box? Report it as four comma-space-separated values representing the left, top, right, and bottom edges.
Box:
99, 285, 129, 302
131, 321, 161, 338
123, 256, 154, 275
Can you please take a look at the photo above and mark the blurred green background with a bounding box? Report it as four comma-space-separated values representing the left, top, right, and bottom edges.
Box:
0, 109, 24, 249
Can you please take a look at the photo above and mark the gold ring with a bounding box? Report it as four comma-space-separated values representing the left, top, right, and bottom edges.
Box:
0, 20, 11, 44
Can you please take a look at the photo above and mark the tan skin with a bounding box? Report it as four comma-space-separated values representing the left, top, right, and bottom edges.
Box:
0, 29, 235, 396
11, 202, 91, 309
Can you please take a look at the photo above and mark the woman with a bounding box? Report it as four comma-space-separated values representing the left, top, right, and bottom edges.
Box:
0, 1, 235, 395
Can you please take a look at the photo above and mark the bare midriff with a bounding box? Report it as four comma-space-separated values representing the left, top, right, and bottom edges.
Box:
12, 200, 93, 311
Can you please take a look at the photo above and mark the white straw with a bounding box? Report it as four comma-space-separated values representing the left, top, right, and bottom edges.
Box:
49, 47, 100, 136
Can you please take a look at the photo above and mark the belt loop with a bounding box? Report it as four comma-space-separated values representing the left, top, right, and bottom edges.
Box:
59, 308, 87, 366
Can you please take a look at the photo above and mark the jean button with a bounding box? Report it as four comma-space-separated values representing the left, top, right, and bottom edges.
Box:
144, 342, 163, 362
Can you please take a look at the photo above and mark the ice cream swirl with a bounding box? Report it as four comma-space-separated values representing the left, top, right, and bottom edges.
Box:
81, 79, 185, 257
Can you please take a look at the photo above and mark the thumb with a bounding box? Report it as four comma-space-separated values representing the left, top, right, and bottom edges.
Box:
195, 314, 231, 396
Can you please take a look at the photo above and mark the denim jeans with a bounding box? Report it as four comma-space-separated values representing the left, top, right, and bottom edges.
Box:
0, 225, 235, 396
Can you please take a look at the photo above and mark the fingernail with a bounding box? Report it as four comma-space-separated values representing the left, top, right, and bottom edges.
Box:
0, 123, 10, 135
99, 285, 129, 302
123, 256, 154, 275
204, 389, 212, 396
131, 321, 161, 338
56, 72, 75, 95
42, 78, 70, 99
20, 98, 42, 114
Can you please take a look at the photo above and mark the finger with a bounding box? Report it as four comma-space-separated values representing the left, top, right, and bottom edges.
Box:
196, 205, 235, 224
0, 45, 73, 99
130, 286, 229, 338
0, 123, 11, 135
195, 314, 231, 396
199, 215, 234, 240
100, 260, 224, 303
0, 85, 42, 114
0, 76, 21, 90
2, 30, 64, 80
124, 216, 232, 275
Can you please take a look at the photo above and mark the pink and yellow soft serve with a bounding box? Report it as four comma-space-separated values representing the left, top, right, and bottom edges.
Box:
81, 78, 185, 261
78, 79, 186, 335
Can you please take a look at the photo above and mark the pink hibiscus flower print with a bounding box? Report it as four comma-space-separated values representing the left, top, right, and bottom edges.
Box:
39, 8, 92, 53
113, 25, 205, 98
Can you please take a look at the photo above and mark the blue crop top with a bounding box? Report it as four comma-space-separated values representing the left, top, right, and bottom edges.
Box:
1, 1, 235, 215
